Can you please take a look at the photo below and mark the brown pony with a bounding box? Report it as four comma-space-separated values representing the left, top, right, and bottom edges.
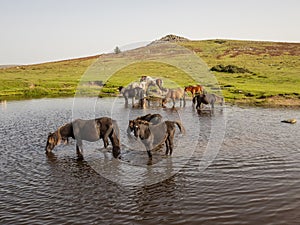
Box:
162, 88, 186, 108
45, 117, 121, 159
184, 85, 204, 97
132, 119, 185, 158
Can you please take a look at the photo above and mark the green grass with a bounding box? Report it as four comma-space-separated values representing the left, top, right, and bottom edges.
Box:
0, 56, 98, 100
180, 39, 300, 106
1, 39, 299, 106
105, 62, 197, 87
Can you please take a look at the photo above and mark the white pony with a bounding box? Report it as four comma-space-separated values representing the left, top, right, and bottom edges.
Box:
140, 76, 164, 95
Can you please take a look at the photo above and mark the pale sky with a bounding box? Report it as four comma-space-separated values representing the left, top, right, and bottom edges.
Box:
0, 0, 299, 65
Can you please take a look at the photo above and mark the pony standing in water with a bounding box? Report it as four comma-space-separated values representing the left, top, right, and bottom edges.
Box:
45, 117, 121, 159
162, 87, 186, 108
132, 119, 185, 158
118, 86, 145, 108
192, 93, 224, 109
140, 76, 164, 95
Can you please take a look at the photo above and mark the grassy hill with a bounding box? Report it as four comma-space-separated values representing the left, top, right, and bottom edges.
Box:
0, 36, 299, 106
180, 39, 300, 106
0, 56, 99, 100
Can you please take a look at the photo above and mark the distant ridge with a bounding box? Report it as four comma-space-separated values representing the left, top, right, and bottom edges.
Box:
0, 65, 19, 69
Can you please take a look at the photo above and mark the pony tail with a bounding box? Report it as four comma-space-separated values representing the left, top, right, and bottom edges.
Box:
175, 120, 186, 134
112, 120, 120, 139
192, 96, 197, 105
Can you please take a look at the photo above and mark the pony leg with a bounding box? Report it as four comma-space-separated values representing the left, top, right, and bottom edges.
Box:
140, 98, 145, 108
192, 96, 196, 107
169, 136, 174, 155
196, 99, 201, 109
221, 97, 225, 106
172, 98, 176, 108
165, 139, 170, 155
146, 142, 153, 159
103, 138, 109, 148
76, 139, 84, 159
103, 124, 113, 148
147, 150, 152, 159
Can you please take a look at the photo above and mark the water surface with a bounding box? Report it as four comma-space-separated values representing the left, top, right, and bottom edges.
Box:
0, 98, 299, 224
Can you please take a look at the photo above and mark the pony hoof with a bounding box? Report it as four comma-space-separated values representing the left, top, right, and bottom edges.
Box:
77, 155, 84, 161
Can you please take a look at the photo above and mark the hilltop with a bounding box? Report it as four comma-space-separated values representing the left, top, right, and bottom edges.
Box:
0, 35, 299, 107
157, 34, 190, 42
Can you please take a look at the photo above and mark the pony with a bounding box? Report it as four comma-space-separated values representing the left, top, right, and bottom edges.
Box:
127, 113, 163, 134
192, 93, 224, 109
119, 86, 145, 108
184, 85, 204, 97
162, 87, 186, 108
45, 117, 121, 159
127, 81, 143, 89
132, 119, 185, 158
140, 76, 164, 95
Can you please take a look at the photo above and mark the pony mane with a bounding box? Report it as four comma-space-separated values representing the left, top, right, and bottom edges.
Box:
136, 119, 150, 126
56, 122, 71, 140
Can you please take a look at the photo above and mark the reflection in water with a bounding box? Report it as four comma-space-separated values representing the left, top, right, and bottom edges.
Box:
0, 100, 7, 110
0, 98, 299, 225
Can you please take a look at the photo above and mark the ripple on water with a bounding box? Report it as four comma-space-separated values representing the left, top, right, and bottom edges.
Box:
0, 99, 299, 225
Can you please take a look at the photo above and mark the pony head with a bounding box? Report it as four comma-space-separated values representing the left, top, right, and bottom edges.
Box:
140, 76, 147, 82
45, 131, 61, 152
133, 120, 150, 139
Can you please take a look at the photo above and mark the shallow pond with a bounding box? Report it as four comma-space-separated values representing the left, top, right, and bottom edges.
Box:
0, 97, 299, 224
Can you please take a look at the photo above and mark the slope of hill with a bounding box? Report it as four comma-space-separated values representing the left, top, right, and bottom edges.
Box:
0, 56, 99, 100
179, 39, 300, 106
0, 36, 299, 106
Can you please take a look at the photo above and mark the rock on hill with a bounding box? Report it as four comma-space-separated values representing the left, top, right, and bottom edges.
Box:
158, 34, 189, 42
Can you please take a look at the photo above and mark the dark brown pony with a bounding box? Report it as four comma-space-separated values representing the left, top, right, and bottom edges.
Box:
46, 117, 121, 159
132, 119, 185, 158
184, 85, 204, 97
192, 93, 224, 109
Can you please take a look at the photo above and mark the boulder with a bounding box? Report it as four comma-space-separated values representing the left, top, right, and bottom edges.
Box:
281, 119, 297, 124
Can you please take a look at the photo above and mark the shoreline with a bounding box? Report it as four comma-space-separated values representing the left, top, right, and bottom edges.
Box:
1, 94, 300, 109
228, 96, 300, 108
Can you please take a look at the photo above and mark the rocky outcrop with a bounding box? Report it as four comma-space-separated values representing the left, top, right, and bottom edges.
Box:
158, 34, 189, 42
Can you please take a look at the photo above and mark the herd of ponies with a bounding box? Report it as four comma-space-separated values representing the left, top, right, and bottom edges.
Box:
46, 76, 224, 161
